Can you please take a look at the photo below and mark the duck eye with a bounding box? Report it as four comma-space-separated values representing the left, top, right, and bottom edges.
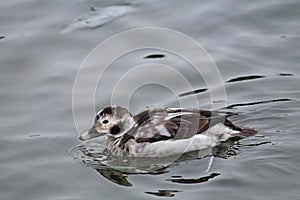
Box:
102, 120, 109, 124
96, 115, 100, 120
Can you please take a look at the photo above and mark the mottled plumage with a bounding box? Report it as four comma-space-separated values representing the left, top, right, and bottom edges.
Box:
79, 105, 256, 157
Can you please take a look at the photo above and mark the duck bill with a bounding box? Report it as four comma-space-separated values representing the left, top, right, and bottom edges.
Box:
79, 125, 105, 141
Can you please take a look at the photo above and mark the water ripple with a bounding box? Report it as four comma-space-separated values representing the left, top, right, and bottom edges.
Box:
227, 75, 266, 83
226, 98, 292, 109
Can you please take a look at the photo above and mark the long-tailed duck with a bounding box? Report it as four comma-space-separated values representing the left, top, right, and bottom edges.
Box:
79, 105, 256, 157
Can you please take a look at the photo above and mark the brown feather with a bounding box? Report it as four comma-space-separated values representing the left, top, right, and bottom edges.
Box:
129, 108, 256, 144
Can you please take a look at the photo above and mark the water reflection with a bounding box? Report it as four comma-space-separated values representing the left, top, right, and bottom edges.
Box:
243, 141, 271, 147
69, 138, 251, 188
96, 167, 132, 187
145, 190, 182, 197
166, 172, 220, 184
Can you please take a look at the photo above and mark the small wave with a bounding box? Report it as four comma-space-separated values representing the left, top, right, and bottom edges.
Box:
227, 75, 266, 83
178, 88, 207, 97
61, 5, 136, 33
226, 98, 292, 109
143, 54, 166, 59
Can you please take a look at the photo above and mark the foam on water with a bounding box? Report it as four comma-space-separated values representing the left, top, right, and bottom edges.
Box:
61, 5, 136, 33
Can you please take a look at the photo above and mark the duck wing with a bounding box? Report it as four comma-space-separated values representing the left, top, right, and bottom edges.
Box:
164, 108, 238, 140
118, 108, 256, 148
123, 108, 237, 143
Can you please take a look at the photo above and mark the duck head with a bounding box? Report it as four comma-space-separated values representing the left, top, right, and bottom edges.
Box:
79, 105, 135, 141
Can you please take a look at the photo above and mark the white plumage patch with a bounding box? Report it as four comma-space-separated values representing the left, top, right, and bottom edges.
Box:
136, 134, 216, 157
164, 111, 194, 120
156, 124, 171, 137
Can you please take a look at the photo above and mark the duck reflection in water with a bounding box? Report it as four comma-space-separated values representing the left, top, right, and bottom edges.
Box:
71, 138, 242, 190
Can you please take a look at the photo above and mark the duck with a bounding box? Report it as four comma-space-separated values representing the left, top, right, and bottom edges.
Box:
79, 105, 256, 157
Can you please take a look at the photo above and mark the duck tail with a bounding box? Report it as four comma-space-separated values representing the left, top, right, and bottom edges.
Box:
224, 119, 257, 138
238, 126, 257, 137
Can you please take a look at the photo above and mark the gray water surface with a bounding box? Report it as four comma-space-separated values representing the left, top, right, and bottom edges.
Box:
1, 0, 300, 199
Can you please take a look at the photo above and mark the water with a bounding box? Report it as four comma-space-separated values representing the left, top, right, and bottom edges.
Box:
1, 0, 300, 199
